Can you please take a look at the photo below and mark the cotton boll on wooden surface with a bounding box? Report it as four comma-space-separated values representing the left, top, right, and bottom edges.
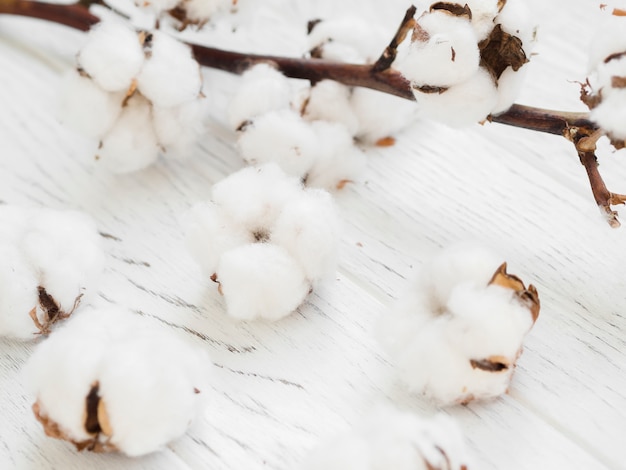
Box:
24, 307, 212, 456
303, 80, 359, 135
227, 63, 293, 130
77, 20, 144, 93
236, 110, 318, 178
378, 243, 539, 405
152, 100, 207, 159
216, 243, 310, 321
136, 32, 202, 108
302, 405, 471, 470
0, 206, 104, 339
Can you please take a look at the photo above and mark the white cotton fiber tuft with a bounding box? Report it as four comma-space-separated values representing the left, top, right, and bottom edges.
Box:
228, 63, 293, 130
303, 80, 359, 135
413, 67, 498, 127
217, 243, 310, 321
302, 404, 471, 470
395, 11, 480, 88
78, 20, 144, 92
152, 100, 206, 159
97, 95, 160, 173
137, 32, 202, 108
237, 110, 318, 178
59, 70, 124, 139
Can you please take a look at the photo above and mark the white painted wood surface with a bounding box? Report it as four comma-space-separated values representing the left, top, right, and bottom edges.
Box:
1, 1, 625, 469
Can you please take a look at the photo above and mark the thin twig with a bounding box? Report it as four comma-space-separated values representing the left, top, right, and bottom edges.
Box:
372, 5, 416, 72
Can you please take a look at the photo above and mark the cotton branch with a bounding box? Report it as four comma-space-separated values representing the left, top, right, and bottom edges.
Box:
0, 0, 624, 226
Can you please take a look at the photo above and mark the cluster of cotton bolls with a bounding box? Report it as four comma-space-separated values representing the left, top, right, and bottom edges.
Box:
394, 0, 536, 127
302, 404, 471, 470
377, 243, 540, 406
183, 163, 340, 321
227, 18, 419, 189
61, 19, 205, 173
0, 205, 104, 339
582, 11, 626, 147
25, 307, 211, 456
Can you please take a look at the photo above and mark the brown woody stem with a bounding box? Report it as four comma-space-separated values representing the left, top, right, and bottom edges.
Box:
1, 0, 624, 226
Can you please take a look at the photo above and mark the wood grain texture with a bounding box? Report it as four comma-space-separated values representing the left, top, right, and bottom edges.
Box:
0, 1, 624, 469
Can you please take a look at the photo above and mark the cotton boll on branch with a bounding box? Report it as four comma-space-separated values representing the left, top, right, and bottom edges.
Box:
77, 20, 144, 93
302, 405, 471, 470
395, 10, 480, 88
25, 307, 212, 456
216, 243, 310, 321
152, 100, 206, 159
378, 244, 540, 405
302, 80, 359, 135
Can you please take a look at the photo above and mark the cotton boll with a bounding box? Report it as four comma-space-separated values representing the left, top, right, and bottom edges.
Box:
97, 335, 210, 456
211, 163, 303, 234
395, 11, 480, 88
350, 87, 419, 143
304, 121, 367, 189
97, 95, 160, 173
0, 244, 40, 339
137, 32, 202, 108
228, 64, 293, 130
413, 68, 498, 127
153, 100, 206, 159
271, 189, 340, 282
59, 70, 124, 139
591, 89, 626, 141
25, 307, 211, 455
237, 111, 318, 178
312, 42, 365, 64
216, 243, 310, 321
78, 20, 144, 92
182, 201, 254, 275
303, 80, 359, 135
595, 57, 626, 97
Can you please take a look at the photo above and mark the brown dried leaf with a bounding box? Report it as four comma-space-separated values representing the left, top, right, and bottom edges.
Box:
613, 7, 626, 16
375, 136, 396, 147
611, 76, 626, 88
488, 263, 540, 323
412, 22, 430, 43
579, 80, 602, 110
479, 24, 528, 81
470, 356, 510, 372
429, 2, 472, 19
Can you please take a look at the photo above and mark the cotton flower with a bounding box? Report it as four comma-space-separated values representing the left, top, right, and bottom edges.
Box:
377, 243, 540, 406
61, 20, 206, 172
0, 205, 104, 340
25, 307, 211, 456
396, 0, 536, 125
583, 14, 626, 145
183, 163, 341, 321
302, 404, 471, 470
